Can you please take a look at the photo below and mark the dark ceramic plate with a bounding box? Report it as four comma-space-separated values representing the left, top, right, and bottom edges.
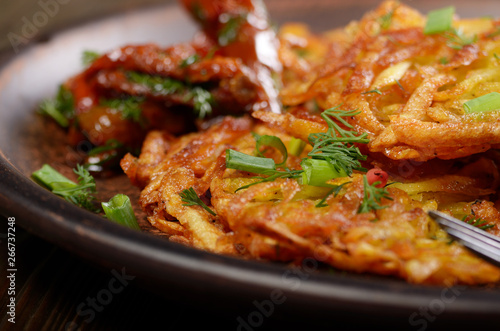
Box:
2, 0, 500, 328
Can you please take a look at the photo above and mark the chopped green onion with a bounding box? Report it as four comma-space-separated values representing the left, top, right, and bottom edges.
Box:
32, 164, 79, 192
288, 137, 307, 157
424, 6, 455, 35
253, 133, 288, 167
301, 158, 347, 187
226, 149, 276, 174
463, 92, 500, 113
102, 194, 141, 230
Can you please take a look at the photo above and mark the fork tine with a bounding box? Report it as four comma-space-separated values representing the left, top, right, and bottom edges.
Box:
429, 210, 500, 244
428, 210, 500, 267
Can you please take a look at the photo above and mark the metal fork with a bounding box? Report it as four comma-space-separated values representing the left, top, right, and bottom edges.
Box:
428, 210, 500, 267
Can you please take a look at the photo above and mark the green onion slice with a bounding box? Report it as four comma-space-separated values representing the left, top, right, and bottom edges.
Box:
288, 137, 307, 157
226, 149, 276, 174
253, 133, 288, 167
102, 194, 141, 230
463, 92, 500, 113
301, 158, 348, 187
32, 164, 78, 192
424, 6, 455, 35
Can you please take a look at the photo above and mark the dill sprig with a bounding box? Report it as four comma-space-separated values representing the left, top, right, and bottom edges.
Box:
442, 27, 477, 50
179, 187, 216, 216
307, 106, 369, 176
235, 169, 304, 193
461, 215, 495, 231
316, 182, 351, 208
358, 175, 393, 214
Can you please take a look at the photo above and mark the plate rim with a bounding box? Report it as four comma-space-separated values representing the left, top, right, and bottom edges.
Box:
1, 1, 500, 323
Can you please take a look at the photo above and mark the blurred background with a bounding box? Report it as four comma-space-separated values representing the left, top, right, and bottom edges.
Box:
1, 0, 498, 58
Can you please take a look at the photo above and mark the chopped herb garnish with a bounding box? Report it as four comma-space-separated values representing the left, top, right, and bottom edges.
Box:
87, 139, 124, 156
442, 27, 477, 50
235, 168, 304, 192
226, 106, 372, 193
226, 149, 276, 174
288, 137, 307, 157
358, 175, 393, 214
218, 13, 247, 46
301, 158, 347, 187
461, 215, 495, 231
38, 85, 75, 128
362, 89, 382, 95
379, 9, 394, 30
315, 182, 351, 208
463, 92, 500, 113
424, 6, 455, 35
486, 26, 500, 38
395, 79, 406, 91
128, 71, 184, 95
32, 164, 99, 212
439, 57, 450, 64
253, 133, 288, 167
225, 149, 302, 192
189, 0, 206, 23
82, 50, 100, 67
180, 54, 201, 68
188, 87, 214, 118
423, 7, 476, 50
102, 194, 141, 230
127, 71, 214, 118
101, 96, 145, 124
179, 187, 216, 216
307, 106, 369, 176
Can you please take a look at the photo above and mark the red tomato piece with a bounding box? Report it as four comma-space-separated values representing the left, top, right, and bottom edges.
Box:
367, 168, 388, 188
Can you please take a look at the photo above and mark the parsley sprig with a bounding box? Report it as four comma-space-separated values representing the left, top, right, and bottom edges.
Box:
101, 96, 145, 124
127, 71, 214, 118
32, 164, 99, 212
